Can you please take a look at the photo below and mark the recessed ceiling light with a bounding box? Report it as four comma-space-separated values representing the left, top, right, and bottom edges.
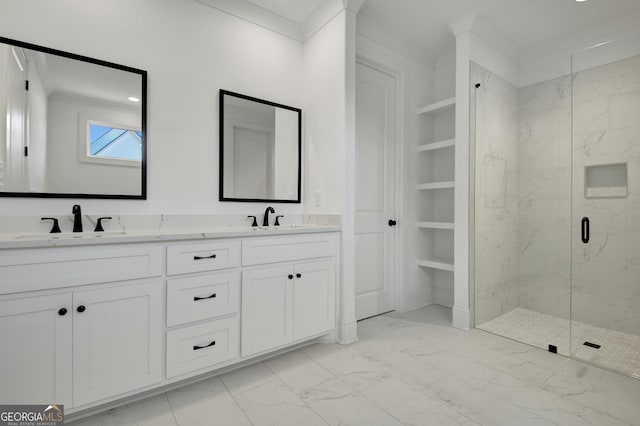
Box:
128, 96, 140, 103
575, 0, 588, 2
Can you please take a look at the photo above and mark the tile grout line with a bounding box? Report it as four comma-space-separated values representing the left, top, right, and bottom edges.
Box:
262, 358, 332, 426
219, 373, 259, 426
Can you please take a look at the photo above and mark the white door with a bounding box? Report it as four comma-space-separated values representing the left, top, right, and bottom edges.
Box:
241, 265, 293, 357
355, 62, 397, 320
73, 281, 162, 406
5, 46, 28, 191
293, 259, 335, 340
0, 294, 73, 406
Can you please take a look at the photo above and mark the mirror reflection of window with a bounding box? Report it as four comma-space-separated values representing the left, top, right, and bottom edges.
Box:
89, 123, 142, 162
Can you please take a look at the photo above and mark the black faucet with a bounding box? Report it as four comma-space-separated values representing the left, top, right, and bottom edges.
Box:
72, 204, 83, 233
263, 206, 275, 227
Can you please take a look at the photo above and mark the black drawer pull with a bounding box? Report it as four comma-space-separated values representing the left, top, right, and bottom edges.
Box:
194, 293, 217, 301
288, 274, 294, 280
77, 305, 86, 313
58, 308, 68, 316
194, 254, 217, 260
193, 341, 216, 350
296, 273, 302, 278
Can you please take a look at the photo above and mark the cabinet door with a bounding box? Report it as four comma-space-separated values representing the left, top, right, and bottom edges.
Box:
241, 265, 293, 357
0, 294, 72, 406
73, 281, 162, 406
293, 259, 335, 340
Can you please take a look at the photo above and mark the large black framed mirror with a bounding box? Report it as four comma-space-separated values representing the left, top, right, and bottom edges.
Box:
219, 89, 301, 203
0, 36, 147, 199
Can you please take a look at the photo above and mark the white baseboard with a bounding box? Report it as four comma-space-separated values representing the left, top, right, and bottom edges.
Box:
452, 305, 471, 330
338, 319, 359, 344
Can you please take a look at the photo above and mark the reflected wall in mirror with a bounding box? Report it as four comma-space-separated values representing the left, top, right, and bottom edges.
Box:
0, 36, 147, 199
220, 90, 301, 203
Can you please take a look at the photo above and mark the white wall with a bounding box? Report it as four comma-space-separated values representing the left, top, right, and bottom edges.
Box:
0, 0, 306, 216
302, 12, 347, 214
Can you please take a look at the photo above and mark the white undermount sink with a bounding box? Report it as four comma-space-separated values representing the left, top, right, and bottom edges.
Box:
14, 231, 127, 240
257, 224, 319, 231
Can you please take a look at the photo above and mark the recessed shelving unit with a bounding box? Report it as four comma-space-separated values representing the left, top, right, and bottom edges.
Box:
417, 221, 455, 230
417, 181, 455, 190
416, 97, 456, 115
417, 139, 455, 152
417, 258, 455, 272
416, 85, 456, 309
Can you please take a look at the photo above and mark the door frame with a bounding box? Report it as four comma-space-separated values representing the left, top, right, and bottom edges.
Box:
355, 55, 405, 316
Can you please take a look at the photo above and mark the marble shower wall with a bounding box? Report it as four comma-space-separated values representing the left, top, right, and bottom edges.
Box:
517, 76, 572, 319
472, 63, 521, 325
475, 54, 640, 337
571, 54, 640, 336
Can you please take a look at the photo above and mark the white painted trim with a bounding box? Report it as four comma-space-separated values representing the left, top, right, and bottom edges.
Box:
192, 0, 303, 41
452, 31, 472, 331
402, 291, 433, 313
338, 319, 358, 344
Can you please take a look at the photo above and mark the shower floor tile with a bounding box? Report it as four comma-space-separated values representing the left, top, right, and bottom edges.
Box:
478, 307, 640, 379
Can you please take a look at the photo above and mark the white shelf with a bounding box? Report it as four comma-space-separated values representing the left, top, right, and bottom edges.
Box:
417, 258, 454, 272
417, 222, 454, 230
417, 139, 455, 152
417, 97, 456, 115
417, 181, 455, 190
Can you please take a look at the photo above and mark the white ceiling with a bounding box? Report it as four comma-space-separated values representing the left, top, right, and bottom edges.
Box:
244, 0, 326, 23
358, 0, 640, 63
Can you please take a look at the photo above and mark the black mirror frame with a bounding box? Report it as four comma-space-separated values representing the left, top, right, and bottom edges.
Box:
0, 36, 147, 200
219, 89, 302, 204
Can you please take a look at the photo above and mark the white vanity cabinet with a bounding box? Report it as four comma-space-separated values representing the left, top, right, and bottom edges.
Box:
0, 229, 338, 416
0, 245, 163, 409
0, 280, 162, 408
0, 294, 73, 406
241, 234, 336, 357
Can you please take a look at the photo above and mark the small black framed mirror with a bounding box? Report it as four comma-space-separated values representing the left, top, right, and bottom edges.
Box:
219, 89, 301, 203
0, 36, 147, 199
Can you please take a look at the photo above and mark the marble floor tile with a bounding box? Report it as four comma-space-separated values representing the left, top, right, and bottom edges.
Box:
232, 378, 327, 426
220, 361, 279, 395
69, 306, 640, 426
299, 378, 402, 426
166, 377, 251, 426
264, 349, 336, 393
362, 376, 480, 426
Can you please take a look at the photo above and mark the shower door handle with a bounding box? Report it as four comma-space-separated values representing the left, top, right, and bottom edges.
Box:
581, 217, 590, 244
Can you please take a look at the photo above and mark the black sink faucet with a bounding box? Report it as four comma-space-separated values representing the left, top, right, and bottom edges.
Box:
72, 204, 83, 233
263, 206, 275, 227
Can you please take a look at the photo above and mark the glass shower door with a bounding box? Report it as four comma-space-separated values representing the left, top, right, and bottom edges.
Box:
571, 47, 640, 379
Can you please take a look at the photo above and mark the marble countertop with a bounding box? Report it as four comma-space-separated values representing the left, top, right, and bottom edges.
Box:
0, 224, 340, 250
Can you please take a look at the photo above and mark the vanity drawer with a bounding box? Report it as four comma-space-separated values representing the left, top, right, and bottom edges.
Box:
242, 234, 336, 266
167, 240, 240, 276
166, 272, 240, 327
0, 246, 162, 294
166, 316, 239, 378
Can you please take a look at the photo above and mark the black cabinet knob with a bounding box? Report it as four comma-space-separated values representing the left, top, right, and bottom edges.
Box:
296, 273, 302, 278
77, 305, 86, 313
58, 308, 68, 316
388, 220, 397, 226
288, 274, 294, 280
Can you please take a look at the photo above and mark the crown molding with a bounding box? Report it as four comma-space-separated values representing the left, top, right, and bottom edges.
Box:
194, 0, 368, 43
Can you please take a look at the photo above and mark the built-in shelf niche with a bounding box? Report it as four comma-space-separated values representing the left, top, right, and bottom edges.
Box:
585, 163, 628, 198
